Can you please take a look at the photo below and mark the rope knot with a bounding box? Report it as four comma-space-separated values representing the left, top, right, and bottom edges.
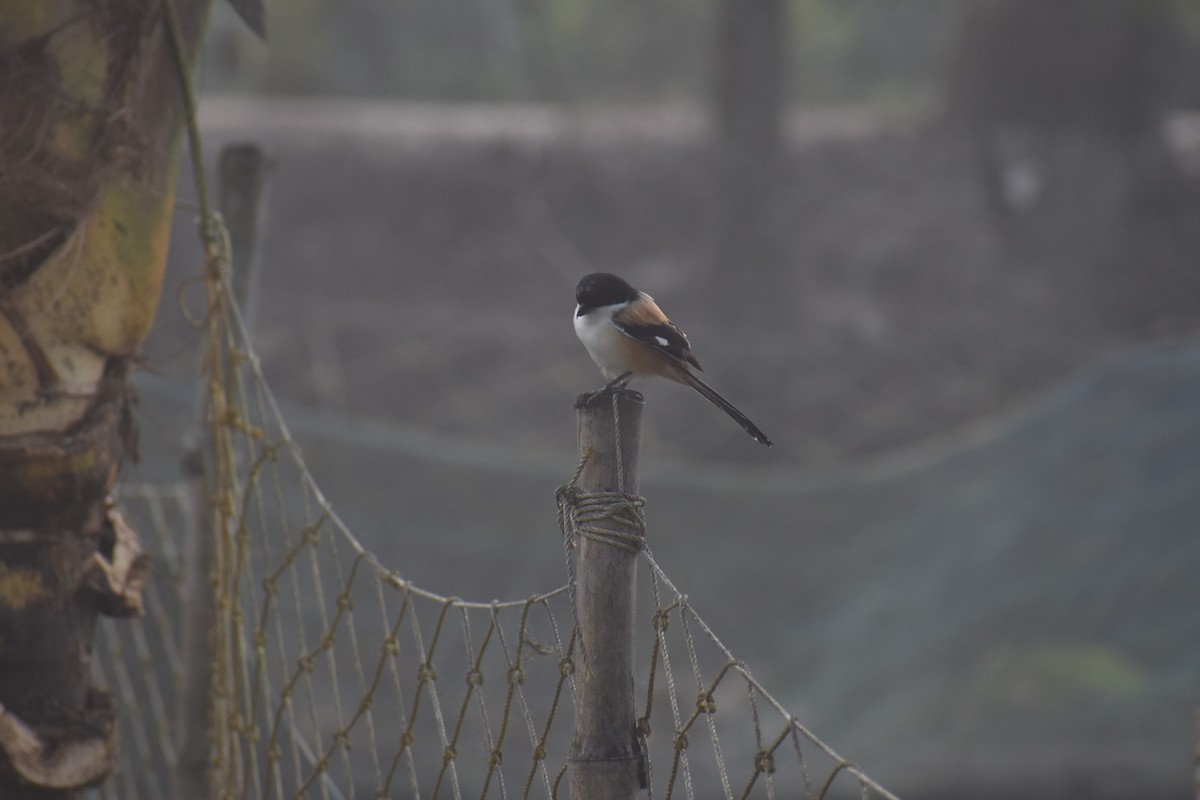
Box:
556, 483, 646, 554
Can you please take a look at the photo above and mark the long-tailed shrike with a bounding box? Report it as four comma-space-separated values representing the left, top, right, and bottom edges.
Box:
573, 272, 772, 446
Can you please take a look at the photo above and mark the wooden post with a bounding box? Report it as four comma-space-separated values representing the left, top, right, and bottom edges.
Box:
569, 390, 645, 799
173, 142, 271, 800
216, 143, 273, 342
1194, 706, 1200, 800
172, 447, 215, 800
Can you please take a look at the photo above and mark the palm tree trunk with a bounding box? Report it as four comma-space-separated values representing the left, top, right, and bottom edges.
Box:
0, 1, 212, 795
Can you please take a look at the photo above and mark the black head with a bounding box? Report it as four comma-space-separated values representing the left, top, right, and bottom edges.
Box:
575, 273, 639, 314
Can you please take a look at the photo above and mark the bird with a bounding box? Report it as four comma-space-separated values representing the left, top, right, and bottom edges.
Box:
573, 272, 772, 447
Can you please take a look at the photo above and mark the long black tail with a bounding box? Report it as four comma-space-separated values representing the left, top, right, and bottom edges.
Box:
679, 370, 772, 446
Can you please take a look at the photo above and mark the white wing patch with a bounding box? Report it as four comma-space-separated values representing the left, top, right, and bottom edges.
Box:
654, 335, 670, 347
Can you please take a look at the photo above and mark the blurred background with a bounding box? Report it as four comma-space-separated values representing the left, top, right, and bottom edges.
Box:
139, 1, 1200, 797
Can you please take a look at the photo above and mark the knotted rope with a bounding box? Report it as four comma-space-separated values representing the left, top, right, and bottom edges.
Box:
556, 451, 646, 555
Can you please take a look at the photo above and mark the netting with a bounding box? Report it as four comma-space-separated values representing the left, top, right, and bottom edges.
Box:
104, 478, 579, 799
87, 221, 902, 800
86, 29, 904, 788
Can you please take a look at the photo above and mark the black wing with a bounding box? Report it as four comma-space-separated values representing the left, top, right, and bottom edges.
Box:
613, 294, 704, 371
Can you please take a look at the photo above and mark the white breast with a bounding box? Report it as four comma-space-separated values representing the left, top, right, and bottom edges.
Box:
574, 302, 630, 381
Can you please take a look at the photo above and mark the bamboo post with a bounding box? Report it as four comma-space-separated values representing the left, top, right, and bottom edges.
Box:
173, 142, 271, 800
569, 389, 645, 799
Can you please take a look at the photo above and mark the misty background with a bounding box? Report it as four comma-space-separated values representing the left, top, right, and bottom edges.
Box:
131, 1, 1200, 798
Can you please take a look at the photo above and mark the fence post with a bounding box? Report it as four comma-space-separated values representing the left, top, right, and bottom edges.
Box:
215, 142, 273, 342
173, 447, 215, 800
173, 142, 272, 800
569, 390, 645, 799
1194, 706, 1199, 800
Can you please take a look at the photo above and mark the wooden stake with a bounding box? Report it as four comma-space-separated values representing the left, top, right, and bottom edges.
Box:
173, 142, 271, 800
569, 389, 645, 799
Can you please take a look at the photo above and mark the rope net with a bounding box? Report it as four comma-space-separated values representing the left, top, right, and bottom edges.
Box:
91, 238, 901, 799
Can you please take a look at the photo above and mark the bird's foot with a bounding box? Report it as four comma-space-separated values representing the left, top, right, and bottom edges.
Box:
576, 372, 637, 407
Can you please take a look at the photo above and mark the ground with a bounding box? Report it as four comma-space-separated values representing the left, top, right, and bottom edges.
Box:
133, 100, 1200, 799
153, 100, 1200, 468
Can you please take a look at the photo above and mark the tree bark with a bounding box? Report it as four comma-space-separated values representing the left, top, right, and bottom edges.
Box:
944, 0, 1183, 239
0, 1, 212, 795
712, 0, 786, 307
